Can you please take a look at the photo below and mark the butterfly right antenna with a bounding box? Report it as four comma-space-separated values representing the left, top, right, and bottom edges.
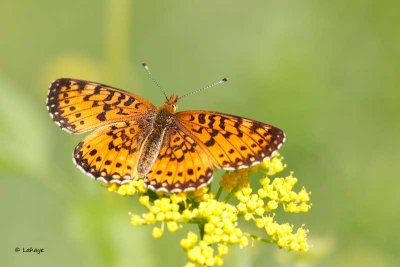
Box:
142, 62, 168, 100
178, 77, 228, 100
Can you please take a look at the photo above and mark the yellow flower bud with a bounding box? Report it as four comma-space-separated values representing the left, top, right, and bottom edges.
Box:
117, 186, 127, 195
203, 234, 213, 244
246, 199, 258, 211
171, 203, 180, 212
290, 241, 300, 251
156, 213, 165, 221
165, 211, 173, 220
255, 218, 266, 228
299, 188, 310, 202
152, 227, 163, 238
237, 202, 247, 213
143, 212, 155, 223
139, 195, 150, 206
244, 213, 253, 221
212, 235, 221, 243
171, 193, 186, 204
130, 215, 143, 226
167, 221, 179, 232
240, 236, 249, 247
180, 238, 192, 249
221, 234, 229, 242
229, 234, 239, 243
214, 256, 224, 266
255, 207, 265, 216
187, 247, 201, 262
242, 187, 252, 196
257, 188, 268, 198
149, 206, 160, 214
202, 245, 214, 259
107, 183, 118, 192
182, 209, 193, 219
204, 223, 215, 234
187, 232, 198, 243
265, 222, 277, 236
172, 211, 181, 221
267, 200, 278, 210
205, 258, 215, 266
259, 177, 271, 186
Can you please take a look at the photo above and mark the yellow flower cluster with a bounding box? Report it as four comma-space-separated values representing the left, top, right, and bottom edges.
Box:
107, 153, 311, 266
258, 174, 311, 213
179, 199, 248, 266
234, 182, 309, 252
131, 194, 185, 237
254, 215, 309, 251
251, 153, 286, 175
107, 179, 147, 196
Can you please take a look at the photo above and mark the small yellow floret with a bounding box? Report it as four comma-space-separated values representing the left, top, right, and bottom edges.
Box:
139, 195, 150, 206
167, 221, 180, 232
152, 226, 163, 238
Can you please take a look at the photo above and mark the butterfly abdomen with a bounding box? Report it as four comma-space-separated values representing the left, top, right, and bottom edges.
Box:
137, 107, 175, 177
137, 130, 166, 177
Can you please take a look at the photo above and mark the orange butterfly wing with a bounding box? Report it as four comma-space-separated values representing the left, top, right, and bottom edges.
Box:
47, 78, 156, 133
175, 111, 285, 170
73, 121, 152, 183
145, 127, 214, 192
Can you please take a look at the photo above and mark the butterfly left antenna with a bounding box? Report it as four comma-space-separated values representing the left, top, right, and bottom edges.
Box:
142, 62, 168, 100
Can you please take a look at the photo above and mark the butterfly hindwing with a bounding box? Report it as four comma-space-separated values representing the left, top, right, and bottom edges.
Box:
175, 111, 285, 170
145, 127, 214, 192
47, 78, 157, 133
73, 121, 151, 183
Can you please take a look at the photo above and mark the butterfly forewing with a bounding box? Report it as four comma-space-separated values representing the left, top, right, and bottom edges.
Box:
47, 78, 156, 133
145, 127, 214, 192
175, 111, 285, 170
73, 121, 151, 183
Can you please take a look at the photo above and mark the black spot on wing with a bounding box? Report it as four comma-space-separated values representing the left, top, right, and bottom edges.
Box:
96, 112, 106, 121
124, 97, 135, 106
205, 138, 215, 147
198, 114, 206, 124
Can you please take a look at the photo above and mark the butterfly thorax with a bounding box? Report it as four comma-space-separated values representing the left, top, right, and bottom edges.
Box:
137, 95, 178, 177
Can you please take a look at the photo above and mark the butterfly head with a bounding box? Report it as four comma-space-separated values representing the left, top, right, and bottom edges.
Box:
160, 94, 179, 113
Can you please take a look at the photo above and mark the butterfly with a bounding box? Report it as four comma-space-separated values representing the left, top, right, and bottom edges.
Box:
47, 76, 285, 193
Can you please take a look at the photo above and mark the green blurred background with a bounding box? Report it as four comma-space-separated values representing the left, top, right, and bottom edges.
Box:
1, 0, 399, 266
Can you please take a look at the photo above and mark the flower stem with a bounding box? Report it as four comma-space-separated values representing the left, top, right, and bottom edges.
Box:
245, 233, 274, 244
188, 218, 207, 224
215, 186, 223, 200
223, 191, 234, 202
198, 222, 205, 240
223, 183, 242, 202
